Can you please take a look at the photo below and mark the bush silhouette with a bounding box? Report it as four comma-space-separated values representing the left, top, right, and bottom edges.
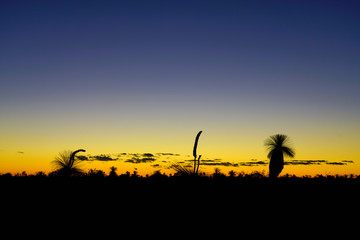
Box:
52, 149, 86, 176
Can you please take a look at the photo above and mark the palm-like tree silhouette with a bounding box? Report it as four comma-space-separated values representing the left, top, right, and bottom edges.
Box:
52, 149, 86, 176
265, 134, 295, 178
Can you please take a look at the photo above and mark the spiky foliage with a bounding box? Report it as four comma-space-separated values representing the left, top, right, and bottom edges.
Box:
52, 149, 86, 176
265, 134, 295, 178
170, 163, 194, 176
265, 134, 295, 159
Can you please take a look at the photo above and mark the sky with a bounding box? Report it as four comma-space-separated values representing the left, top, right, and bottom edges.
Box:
1, 0, 359, 176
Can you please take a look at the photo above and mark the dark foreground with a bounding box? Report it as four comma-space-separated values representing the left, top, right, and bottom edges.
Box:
2, 174, 359, 201
1, 174, 359, 232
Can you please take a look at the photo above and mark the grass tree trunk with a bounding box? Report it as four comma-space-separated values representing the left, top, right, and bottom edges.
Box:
269, 149, 284, 178
196, 155, 202, 175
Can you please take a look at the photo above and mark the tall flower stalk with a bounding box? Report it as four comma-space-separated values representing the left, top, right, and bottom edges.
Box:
171, 131, 203, 176
193, 131, 202, 175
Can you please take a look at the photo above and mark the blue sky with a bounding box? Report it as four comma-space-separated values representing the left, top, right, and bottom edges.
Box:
2, 0, 359, 104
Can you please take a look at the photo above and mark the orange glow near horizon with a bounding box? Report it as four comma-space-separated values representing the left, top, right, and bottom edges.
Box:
1, 104, 359, 176
1, 109, 360, 176
1, 130, 359, 177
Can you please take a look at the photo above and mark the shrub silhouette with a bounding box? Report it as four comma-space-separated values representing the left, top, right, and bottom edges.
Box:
109, 166, 118, 178
265, 134, 295, 178
52, 149, 86, 176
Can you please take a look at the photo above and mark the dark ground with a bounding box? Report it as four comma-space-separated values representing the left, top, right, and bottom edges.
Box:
1, 174, 358, 235
2, 174, 359, 203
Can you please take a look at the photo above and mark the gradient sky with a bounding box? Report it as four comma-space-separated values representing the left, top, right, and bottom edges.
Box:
1, 0, 359, 176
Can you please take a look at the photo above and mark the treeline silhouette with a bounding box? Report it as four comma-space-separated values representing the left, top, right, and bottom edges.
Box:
2, 166, 359, 213
1, 167, 359, 183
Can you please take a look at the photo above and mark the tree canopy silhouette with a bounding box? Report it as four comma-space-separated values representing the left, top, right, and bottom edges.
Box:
265, 134, 295, 178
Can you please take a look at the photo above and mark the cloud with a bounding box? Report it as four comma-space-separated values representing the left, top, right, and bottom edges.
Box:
201, 161, 239, 167
125, 157, 157, 164
77, 152, 180, 164
76, 155, 88, 161
201, 159, 222, 163
195, 159, 268, 167
238, 160, 268, 167
122, 152, 182, 165
189, 158, 356, 168
17, 151, 24, 154
175, 158, 269, 168
285, 160, 354, 166
325, 160, 354, 165
82, 154, 118, 161
285, 160, 327, 165
157, 153, 181, 156
142, 153, 154, 158
77, 152, 355, 169
124, 153, 160, 164
326, 162, 346, 165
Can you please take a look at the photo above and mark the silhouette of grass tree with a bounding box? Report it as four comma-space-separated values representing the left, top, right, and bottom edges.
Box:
171, 131, 203, 176
265, 134, 295, 178
52, 149, 86, 176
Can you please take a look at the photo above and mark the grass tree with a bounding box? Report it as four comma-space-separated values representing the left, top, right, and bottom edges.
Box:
265, 134, 295, 178
172, 131, 203, 176
52, 149, 86, 176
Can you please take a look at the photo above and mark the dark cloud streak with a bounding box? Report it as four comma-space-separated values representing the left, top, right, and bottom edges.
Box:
125, 157, 156, 164
199, 159, 354, 168
285, 160, 354, 166
78, 154, 118, 161
77, 152, 354, 167
285, 160, 327, 165
77, 152, 182, 164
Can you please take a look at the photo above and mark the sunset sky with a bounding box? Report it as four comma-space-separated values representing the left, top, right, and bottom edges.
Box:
1, 0, 359, 176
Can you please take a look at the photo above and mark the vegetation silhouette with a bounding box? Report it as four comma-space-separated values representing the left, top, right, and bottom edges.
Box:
109, 166, 118, 178
171, 130, 203, 176
265, 134, 295, 178
2, 169, 359, 199
52, 149, 86, 176
2, 169, 358, 218
193, 130, 202, 174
